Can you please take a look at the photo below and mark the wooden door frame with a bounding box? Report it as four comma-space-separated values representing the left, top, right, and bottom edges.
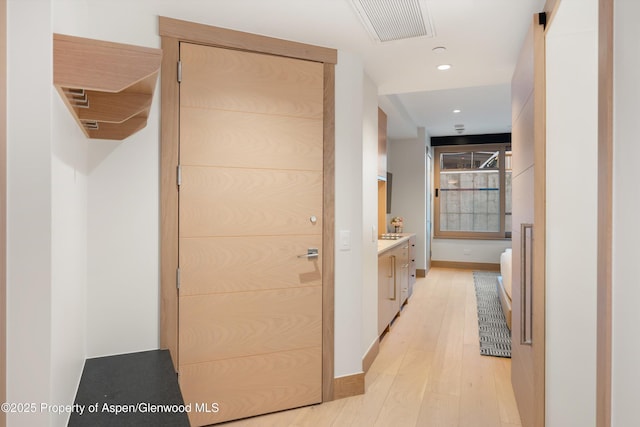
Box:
527, 4, 562, 426
158, 16, 338, 402
532, 13, 546, 426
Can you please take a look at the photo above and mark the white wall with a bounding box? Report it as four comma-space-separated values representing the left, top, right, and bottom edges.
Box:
611, 1, 640, 425
53, 0, 161, 359
50, 94, 88, 426
84, 125, 160, 357
362, 73, 380, 361
6, 1, 54, 425
387, 128, 429, 271
545, 0, 598, 425
334, 51, 365, 377
7, 1, 91, 425
431, 239, 511, 264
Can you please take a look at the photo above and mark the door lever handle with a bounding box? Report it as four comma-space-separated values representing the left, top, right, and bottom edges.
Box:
298, 248, 319, 258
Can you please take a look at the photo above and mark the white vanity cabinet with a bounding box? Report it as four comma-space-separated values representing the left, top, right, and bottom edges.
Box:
377, 234, 413, 335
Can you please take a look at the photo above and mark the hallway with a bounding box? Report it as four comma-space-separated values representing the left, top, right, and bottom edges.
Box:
225, 268, 521, 426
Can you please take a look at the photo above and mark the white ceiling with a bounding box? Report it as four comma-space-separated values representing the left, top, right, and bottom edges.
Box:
167, 0, 546, 139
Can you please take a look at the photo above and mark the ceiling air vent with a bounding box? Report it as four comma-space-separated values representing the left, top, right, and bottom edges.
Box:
350, 0, 435, 42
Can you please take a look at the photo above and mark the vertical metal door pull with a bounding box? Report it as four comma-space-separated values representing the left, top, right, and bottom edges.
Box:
520, 223, 533, 345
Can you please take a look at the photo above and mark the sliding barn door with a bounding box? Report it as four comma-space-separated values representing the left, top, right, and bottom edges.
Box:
177, 42, 324, 426
510, 14, 546, 427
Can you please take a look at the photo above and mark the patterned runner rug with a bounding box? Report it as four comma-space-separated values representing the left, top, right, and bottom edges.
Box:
473, 271, 512, 358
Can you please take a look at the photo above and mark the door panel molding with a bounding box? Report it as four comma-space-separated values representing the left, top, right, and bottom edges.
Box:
179, 287, 323, 364
181, 347, 322, 426
159, 34, 180, 368
158, 17, 337, 408
532, 12, 547, 426
322, 61, 336, 402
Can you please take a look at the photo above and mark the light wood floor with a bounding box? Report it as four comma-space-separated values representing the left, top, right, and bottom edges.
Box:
223, 268, 522, 427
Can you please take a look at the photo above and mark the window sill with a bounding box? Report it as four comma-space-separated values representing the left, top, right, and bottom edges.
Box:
434, 235, 512, 241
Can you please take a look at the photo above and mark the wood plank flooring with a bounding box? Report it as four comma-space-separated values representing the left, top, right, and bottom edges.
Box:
222, 268, 521, 427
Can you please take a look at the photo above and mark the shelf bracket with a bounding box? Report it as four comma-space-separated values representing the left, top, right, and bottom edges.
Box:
53, 33, 162, 140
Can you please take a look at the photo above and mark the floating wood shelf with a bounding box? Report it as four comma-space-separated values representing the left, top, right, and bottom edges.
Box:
53, 34, 162, 140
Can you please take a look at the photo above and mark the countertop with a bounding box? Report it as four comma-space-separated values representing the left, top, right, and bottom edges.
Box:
378, 233, 414, 254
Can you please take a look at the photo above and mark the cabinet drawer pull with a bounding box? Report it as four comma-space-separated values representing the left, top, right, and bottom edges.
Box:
520, 223, 533, 346
390, 255, 397, 301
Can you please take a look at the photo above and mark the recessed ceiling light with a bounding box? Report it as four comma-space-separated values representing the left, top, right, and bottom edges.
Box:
437, 64, 451, 71
432, 46, 447, 54
453, 109, 461, 114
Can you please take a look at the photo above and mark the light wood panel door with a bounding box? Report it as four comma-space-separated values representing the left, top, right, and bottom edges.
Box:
510, 14, 546, 427
178, 42, 324, 426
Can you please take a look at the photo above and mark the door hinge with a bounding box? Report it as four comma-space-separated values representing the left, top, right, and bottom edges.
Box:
177, 165, 182, 187
176, 267, 181, 289
177, 60, 182, 83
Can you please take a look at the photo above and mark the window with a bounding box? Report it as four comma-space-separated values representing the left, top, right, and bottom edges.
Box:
434, 144, 511, 239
